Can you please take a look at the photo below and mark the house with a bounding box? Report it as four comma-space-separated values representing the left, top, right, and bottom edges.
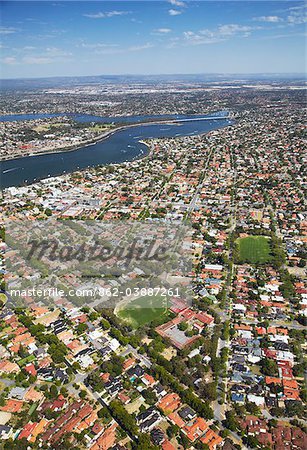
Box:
0, 425, 12, 440
8, 387, 27, 401
24, 386, 44, 403
109, 338, 120, 351
41, 395, 67, 412
247, 394, 265, 407
162, 440, 176, 450
127, 364, 144, 379
105, 378, 123, 397
137, 407, 163, 432
141, 373, 156, 387
153, 383, 167, 398
240, 415, 273, 448
33, 348, 47, 359
54, 368, 68, 383
90, 422, 117, 450
18, 422, 37, 441
188, 348, 200, 359
168, 412, 185, 428
118, 391, 130, 405
29, 419, 49, 443
178, 406, 196, 421
0, 360, 19, 374
122, 357, 136, 371
37, 367, 53, 381
182, 417, 209, 442
150, 427, 165, 446
24, 363, 37, 377
0, 399, 23, 413
157, 393, 181, 414
200, 429, 224, 450
231, 393, 245, 404
265, 396, 278, 408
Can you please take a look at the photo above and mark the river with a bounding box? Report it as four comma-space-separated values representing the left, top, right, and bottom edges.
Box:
1, 112, 231, 189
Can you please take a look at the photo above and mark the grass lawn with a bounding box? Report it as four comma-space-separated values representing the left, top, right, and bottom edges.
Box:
28, 401, 39, 416
0, 293, 7, 304
18, 354, 35, 367
117, 295, 169, 328
237, 236, 271, 264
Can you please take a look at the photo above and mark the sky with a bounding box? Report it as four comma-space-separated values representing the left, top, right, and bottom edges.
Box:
0, 1, 306, 78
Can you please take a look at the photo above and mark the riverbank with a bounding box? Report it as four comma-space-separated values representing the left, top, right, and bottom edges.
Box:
1, 116, 232, 189
1, 112, 230, 162
1, 118, 182, 162
1, 125, 120, 162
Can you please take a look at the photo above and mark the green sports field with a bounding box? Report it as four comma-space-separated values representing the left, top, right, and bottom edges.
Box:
237, 236, 271, 264
117, 295, 168, 328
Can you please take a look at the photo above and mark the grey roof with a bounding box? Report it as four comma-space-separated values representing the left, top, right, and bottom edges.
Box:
8, 387, 27, 400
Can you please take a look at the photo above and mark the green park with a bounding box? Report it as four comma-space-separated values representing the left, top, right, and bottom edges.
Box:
236, 235, 271, 264
116, 294, 169, 328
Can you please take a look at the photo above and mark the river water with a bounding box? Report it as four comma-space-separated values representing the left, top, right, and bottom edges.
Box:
1, 112, 231, 189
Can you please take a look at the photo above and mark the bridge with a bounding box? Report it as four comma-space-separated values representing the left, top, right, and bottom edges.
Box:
175, 114, 232, 123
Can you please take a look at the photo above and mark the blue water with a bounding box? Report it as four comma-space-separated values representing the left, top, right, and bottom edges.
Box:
1, 112, 231, 189
0, 111, 229, 123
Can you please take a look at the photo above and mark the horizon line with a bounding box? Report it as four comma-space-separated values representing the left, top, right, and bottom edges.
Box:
1, 72, 306, 82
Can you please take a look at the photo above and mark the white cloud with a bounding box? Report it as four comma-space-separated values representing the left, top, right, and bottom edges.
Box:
80, 42, 119, 49
2, 57, 18, 65
0, 27, 18, 35
22, 56, 53, 64
287, 11, 307, 25
128, 43, 154, 52
288, 5, 306, 12
83, 10, 129, 19
93, 42, 153, 55
183, 23, 261, 46
218, 24, 256, 36
45, 47, 72, 57
183, 31, 225, 45
169, 9, 182, 16
259, 31, 307, 40
153, 28, 172, 34
169, 0, 186, 7
253, 16, 283, 23
3, 46, 73, 65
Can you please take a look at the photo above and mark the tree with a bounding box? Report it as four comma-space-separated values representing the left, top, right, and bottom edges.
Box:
199, 382, 217, 401
132, 434, 159, 450
49, 384, 58, 399
76, 323, 88, 335
195, 443, 210, 450
270, 407, 284, 418
179, 431, 191, 449
167, 423, 179, 438
79, 389, 87, 399
178, 321, 188, 331
142, 389, 157, 405
260, 359, 278, 376
97, 406, 111, 422
224, 411, 239, 432
45, 208, 52, 216
109, 400, 138, 436
285, 400, 304, 418
243, 435, 259, 448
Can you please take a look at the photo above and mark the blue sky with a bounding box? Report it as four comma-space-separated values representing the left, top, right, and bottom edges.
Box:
0, 1, 306, 78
